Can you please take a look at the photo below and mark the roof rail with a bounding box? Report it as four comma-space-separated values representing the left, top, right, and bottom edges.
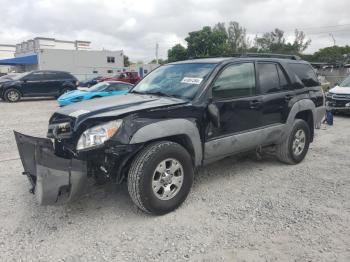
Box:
234, 53, 301, 60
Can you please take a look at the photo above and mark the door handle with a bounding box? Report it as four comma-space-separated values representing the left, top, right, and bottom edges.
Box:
285, 94, 295, 101
249, 100, 262, 109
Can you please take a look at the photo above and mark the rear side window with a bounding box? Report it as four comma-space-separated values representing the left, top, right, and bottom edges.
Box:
289, 63, 319, 87
43, 72, 59, 80
212, 62, 256, 99
258, 63, 289, 93
58, 72, 74, 79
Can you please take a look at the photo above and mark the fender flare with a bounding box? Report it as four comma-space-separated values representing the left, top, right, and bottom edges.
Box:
286, 99, 316, 127
129, 119, 202, 166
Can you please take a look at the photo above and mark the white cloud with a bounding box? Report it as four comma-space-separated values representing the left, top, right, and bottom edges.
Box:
0, 0, 349, 61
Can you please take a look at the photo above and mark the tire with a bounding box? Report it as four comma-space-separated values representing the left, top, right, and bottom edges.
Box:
55, 88, 71, 99
4, 88, 21, 102
127, 141, 194, 215
276, 119, 310, 164
61, 87, 72, 95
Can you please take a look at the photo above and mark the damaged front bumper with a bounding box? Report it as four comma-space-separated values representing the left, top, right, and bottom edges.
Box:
14, 131, 87, 205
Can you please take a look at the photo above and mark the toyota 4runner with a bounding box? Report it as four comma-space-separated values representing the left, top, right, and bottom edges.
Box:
14, 55, 325, 215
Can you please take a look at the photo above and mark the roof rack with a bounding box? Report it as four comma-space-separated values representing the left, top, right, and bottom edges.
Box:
234, 53, 301, 60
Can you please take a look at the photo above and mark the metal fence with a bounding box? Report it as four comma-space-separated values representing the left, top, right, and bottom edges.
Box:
318, 67, 350, 86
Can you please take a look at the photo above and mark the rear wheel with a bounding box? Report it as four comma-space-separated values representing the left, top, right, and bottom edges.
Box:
276, 119, 310, 164
127, 141, 194, 215
4, 88, 21, 102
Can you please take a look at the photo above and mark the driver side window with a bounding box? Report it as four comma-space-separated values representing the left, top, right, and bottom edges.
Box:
212, 63, 256, 100
25, 72, 45, 81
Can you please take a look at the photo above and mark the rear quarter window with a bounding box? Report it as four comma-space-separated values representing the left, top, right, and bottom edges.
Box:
289, 63, 319, 87
55, 72, 75, 80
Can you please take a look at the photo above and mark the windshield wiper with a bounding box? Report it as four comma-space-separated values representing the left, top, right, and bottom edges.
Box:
131, 90, 183, 99
146, 91, 175, 98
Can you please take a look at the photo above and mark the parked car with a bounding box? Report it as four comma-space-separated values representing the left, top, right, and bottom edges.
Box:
14, 55, 325, 215
57, 81, 133, 106
79, 76, 102, 88
326, 75, 350, 114
101, 71, 141, 84
0, 73, 20, 83
0, 70, 78, 102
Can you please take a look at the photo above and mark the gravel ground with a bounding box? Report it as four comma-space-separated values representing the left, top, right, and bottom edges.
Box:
0, 99, 349, 262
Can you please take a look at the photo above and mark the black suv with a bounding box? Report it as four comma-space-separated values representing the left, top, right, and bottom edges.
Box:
14, 55, 325, 215
0, 70, 78, 102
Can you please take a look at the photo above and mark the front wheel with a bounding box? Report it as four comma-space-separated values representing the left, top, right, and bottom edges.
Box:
127, 141, 194, 215
276, 119, 311, 164
4, 88, 21, 102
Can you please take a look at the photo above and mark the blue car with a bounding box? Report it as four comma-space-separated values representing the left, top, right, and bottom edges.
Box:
57, 81, 133, 106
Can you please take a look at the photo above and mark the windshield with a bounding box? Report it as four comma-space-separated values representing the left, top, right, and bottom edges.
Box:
0, 75, 14, 80
12, 72, 32, 81
131, 63, 216, 99
89, 82, 109, 92
339, 75, 350, 87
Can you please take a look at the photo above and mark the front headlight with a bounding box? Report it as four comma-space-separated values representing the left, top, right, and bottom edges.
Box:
76, 120, 122, 150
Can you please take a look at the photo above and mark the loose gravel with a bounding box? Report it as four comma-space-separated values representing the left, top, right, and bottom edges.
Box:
0, 99, 349, 261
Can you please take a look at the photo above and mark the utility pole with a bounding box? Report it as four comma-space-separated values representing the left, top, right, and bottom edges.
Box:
329, 33, 336, 46
155, 42, 159, 64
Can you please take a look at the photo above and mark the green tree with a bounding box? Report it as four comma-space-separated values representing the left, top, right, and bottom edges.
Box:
226, 21, 250, 54
149, 58, 167, 65
167, 44, 188, 62
253, 28, 311, 54
311, 45, 350, 63
185, 24, 229, 57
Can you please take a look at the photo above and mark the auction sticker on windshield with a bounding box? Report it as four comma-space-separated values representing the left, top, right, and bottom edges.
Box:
181, 77, 203, 85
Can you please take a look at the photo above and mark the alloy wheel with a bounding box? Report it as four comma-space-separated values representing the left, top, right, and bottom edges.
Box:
292, 129, 306, 156
152, 158, 184, 200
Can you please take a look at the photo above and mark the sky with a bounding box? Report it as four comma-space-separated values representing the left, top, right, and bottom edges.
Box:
0, 0, 350, 62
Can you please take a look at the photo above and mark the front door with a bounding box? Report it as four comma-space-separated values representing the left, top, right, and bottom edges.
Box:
21, 72, 47, 96
205, 62, 263, 160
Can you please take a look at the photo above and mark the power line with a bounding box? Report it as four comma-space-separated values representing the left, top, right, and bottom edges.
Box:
298, 23, 350, 31
301, 28, 350, 35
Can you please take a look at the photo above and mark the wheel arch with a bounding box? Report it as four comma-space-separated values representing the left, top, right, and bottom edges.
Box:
286, 99, 316, 142
4, 87, 23, 100
295, 110, 314, 142
129, 119, 202, 167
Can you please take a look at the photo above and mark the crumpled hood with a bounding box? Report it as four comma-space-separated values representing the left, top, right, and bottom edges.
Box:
55, 93, 187, 126
329, 86, 350, 95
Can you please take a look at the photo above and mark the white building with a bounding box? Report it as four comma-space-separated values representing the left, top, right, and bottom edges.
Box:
0, 37, 124, 80
0, 44, 16, 74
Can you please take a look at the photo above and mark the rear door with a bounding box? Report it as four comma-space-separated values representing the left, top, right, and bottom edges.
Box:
43, 71, 62, 95
257, 62, 294, 126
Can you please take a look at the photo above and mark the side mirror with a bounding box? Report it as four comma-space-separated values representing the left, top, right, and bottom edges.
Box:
208, 103, 220, 128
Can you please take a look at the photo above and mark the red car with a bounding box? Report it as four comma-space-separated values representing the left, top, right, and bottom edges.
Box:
101, 72, 141, 85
